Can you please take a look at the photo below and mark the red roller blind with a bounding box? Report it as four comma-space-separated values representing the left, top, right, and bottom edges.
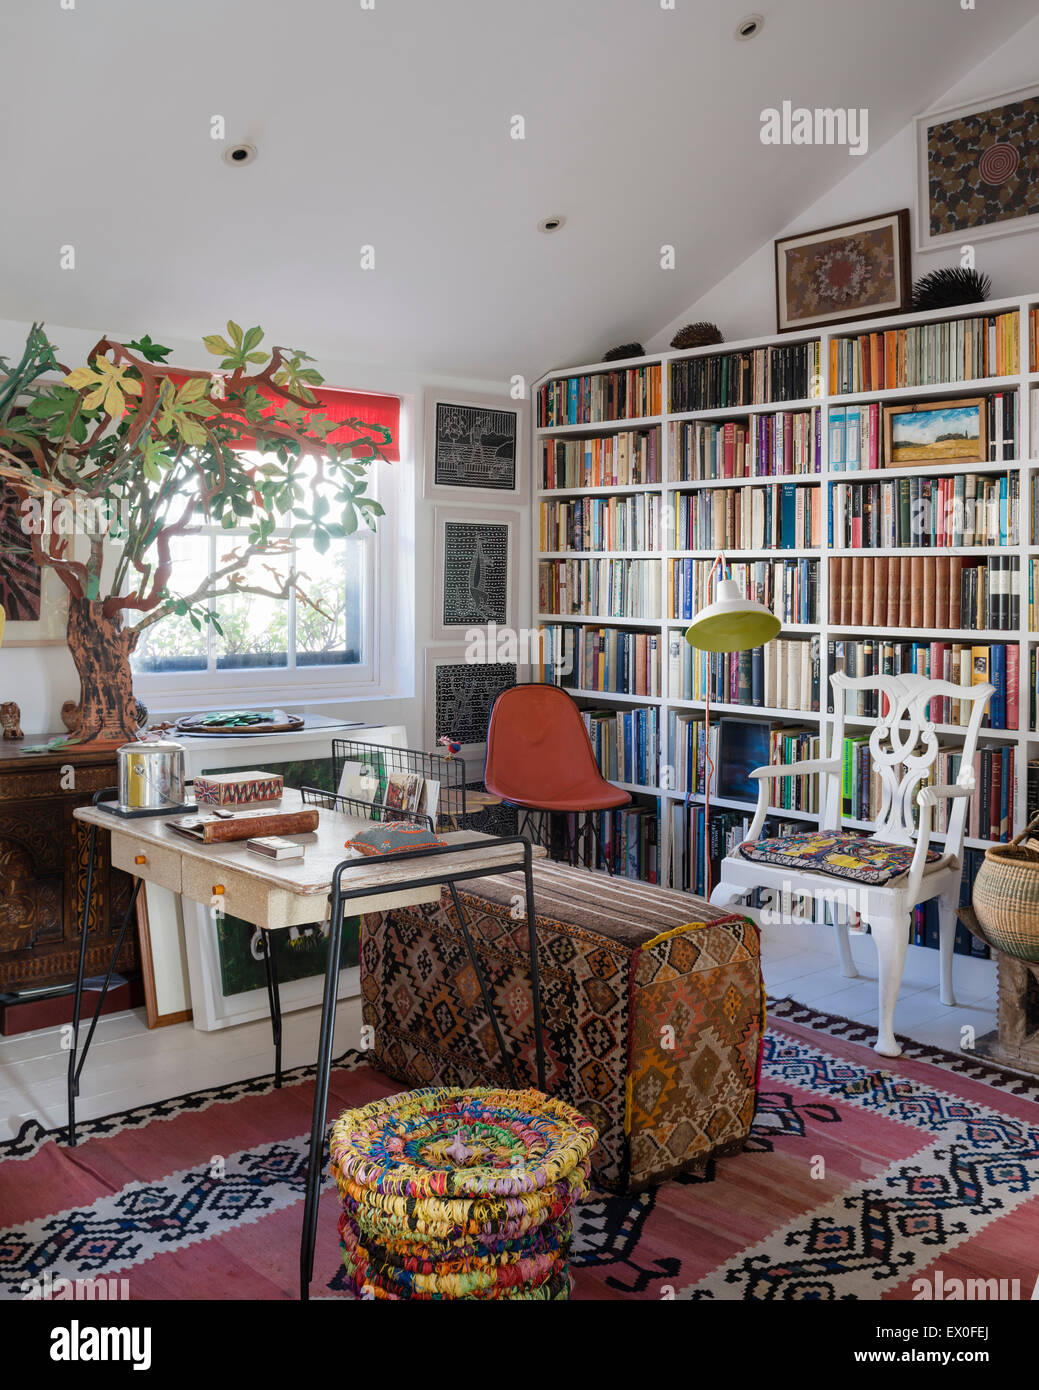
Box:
164, 371, 400, 461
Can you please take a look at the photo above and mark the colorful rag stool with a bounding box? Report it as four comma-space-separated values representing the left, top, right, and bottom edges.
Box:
328, 1086, 598, 1300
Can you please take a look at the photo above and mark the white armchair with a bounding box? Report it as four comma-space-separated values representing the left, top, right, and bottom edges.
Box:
709, 671, 994, 1056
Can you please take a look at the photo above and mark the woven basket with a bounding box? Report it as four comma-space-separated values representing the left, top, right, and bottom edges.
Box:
972, 817, 1039, 963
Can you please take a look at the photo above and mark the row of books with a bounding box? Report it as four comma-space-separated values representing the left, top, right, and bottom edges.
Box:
829, 639, 1017, 730
829, 310, 1020, 394
669, 340, 822, 412
669, 635, 820, 712
829, 390, 1018, 469
830, 473, 1018, 549
581, 707, 659, 788
538, 365, 662, 427
538, 493, 663, 553
536, 624, 662, 697
669, 557, 819, 624
842, 736, 1013, 843
673, 482, 820, 553
667, 713, 820, 809
911, 864, 990, 958
538, 558, 661, 619
668, 409, 821, 480
539, 429, 660, 490
589, 803, 660, 882
828, 554, 1019, 631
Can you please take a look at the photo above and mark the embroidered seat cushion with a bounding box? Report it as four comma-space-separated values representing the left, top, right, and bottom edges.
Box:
738, 831, 944, 886
346, 823, 446, 857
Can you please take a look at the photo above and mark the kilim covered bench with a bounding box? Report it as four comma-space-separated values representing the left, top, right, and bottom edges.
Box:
360, 861, 764, 1192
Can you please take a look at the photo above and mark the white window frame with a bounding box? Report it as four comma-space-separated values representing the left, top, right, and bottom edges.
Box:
133, 417, 410, 711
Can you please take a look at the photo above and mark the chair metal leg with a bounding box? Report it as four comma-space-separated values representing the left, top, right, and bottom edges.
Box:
447, 882, 517, 1087
587, 816, 614, 876
261, 929, 283, 1088
299, 892, 346, 1301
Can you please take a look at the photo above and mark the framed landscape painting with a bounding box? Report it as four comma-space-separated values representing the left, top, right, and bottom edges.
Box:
423, 390, 527, 502
916, 85, 1039, 251
775, 210, 911, 333
883, 398, 987, 469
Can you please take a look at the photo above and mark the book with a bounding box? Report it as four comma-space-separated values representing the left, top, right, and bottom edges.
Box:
168, 808, 320, 843
246, 836, 306, 861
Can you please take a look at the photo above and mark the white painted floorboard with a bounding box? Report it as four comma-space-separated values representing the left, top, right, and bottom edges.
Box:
0, 923, 1001, 1144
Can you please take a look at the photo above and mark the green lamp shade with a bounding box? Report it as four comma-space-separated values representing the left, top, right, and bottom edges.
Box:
684, 578, 781, 654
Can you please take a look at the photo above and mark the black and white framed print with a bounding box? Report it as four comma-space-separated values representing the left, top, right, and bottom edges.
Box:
423, 390, 527, 502
433, 506, 518, 640
423, 646, 519, 766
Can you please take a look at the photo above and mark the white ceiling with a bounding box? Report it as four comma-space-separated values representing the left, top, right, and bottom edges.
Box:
0, 0, 1034, 383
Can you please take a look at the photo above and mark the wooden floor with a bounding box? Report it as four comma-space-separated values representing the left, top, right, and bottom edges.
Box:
0, 925, 1000, 1144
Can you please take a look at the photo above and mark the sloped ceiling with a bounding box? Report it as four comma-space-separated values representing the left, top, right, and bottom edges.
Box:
0, 0, 1034, 382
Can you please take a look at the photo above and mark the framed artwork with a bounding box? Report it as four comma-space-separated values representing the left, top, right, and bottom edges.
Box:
423, 648, 519, 771
775, 210, 911, 333
0, 485, 67, 645
883, 397, 987, 469
916, 85, 1039, 251
433, 506, 518, 640
136, 884, 192, 1029
423, 391, 527, 502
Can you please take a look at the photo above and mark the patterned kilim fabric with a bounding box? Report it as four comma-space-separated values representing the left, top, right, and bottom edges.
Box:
738, 831, 944, 885
360, 861, 764, 1192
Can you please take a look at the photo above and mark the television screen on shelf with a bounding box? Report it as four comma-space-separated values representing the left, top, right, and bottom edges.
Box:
717, 718, 772, 803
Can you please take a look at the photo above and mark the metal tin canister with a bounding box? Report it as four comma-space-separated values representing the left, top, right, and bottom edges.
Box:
117, 741, 186, 812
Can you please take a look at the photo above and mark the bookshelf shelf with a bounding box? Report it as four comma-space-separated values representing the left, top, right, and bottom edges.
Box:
533, 292, 1038, 894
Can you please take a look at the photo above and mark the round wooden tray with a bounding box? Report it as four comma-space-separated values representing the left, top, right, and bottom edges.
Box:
175, 709, 305, 737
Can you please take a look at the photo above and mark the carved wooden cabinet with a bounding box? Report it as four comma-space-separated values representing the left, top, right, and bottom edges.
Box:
0, 741, 135, 993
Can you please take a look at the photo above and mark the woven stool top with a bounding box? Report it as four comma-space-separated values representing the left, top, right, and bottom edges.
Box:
330, 1087, 597, 1200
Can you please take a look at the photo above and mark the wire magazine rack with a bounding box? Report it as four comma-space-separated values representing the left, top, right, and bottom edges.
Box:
300, 784, 435, 833
331, 738, 472, 832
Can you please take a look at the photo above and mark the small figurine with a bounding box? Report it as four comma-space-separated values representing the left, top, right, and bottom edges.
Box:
60, 700, 81, 733
438, 735, 462, 758
0, 701, 24, 740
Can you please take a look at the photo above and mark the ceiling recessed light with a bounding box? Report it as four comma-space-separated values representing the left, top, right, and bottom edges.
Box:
735, 13, 764, 39
538, 215, 566, 234
223, 143, 257, 167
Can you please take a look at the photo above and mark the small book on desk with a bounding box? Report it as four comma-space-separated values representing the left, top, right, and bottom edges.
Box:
246, 835, 306, 861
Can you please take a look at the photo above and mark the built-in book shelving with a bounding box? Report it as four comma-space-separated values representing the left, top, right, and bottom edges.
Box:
532, 295, 1039, 938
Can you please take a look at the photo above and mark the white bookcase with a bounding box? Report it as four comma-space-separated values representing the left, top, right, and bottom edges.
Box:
531, 293, 1038, 891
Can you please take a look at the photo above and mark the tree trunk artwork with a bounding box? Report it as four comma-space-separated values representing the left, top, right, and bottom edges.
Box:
64, 597, 139, 747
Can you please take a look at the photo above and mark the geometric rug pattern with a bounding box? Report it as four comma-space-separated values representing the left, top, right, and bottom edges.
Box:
2, 1001, 1038, 1301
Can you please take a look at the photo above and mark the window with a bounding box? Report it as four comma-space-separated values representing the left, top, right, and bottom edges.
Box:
131, 385, 406, 706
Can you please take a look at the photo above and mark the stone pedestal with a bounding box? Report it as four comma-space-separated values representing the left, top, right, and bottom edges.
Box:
960, 906, 1039, 1077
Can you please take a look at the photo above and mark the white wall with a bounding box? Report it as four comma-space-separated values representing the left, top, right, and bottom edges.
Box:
0, 316, 527, 750
650, 14, 1039, 351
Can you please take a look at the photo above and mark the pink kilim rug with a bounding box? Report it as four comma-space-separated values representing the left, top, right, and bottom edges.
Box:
3, 998, 1038, 1300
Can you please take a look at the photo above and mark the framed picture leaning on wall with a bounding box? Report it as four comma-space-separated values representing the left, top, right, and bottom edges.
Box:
775, 210, 911, 333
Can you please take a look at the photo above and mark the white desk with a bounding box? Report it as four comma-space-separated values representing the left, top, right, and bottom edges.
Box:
68, 790, 546, 1298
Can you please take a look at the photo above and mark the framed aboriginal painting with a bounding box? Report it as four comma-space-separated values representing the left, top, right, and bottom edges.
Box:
423, 390, 527, 503
432, 506, 518, 641
916, 85, 1039, 251
775, 210, 912, 332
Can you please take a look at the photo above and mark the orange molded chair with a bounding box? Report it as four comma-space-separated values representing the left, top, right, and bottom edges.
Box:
484, 684, 631, 872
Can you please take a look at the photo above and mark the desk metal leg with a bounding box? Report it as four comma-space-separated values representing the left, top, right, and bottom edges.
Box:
447, 882, 517, 1088
66, 836, 142, 1147
260, 929, 283, 1089
67, 825, 97, 1147
299, 892, 345, 1301
524, 853, 546, 1091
